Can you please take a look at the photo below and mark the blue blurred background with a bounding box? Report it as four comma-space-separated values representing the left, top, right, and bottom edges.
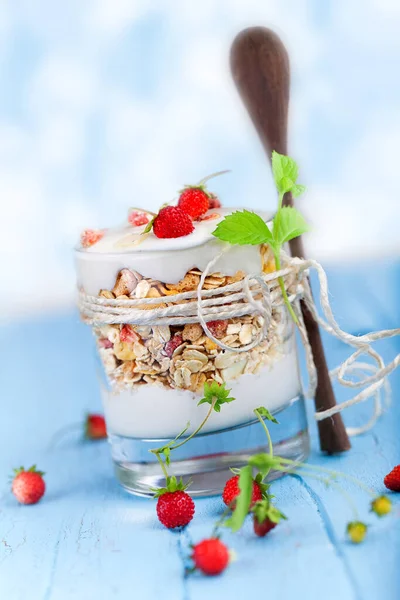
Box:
1, 0, 399, 327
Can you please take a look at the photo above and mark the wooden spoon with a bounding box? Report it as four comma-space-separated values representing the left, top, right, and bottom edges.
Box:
230, 27, 350, 453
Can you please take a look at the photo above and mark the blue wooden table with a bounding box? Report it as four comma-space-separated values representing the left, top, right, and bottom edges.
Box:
1, 260, 399, 600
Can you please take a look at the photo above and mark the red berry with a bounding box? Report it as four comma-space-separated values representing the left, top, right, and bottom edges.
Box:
12, 466, 46, 505
253, 515, 277, 537
85, 414, 107, 440
120, 325, 139, 343
208, 193, 221, 209
222, 474, 263, 509
178, 188, 209, 219
81, 229, 104, 248
128, 210, 150, 227
192, 538, 230, 576
163, 335, 183, 357
156, 490, 195, 529
206, 320, 228, 339
384, 465, 400, 492
153, 206, 194, 239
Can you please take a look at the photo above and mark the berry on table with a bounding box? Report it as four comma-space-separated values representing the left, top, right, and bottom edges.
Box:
191, 538, 230, 576
155, 477, 195, 529
178, 187, 210, 219
222, 474, 263, 509
253, 516, 276, 537
153, 206, 194, 239
384, 465, 400, 492
252, 499, 287, 537
85, 414, 107, 440
347, 521, 367, 544
81, 229, 104, 248
371, 495, 392, 516
11, 466, 46, 505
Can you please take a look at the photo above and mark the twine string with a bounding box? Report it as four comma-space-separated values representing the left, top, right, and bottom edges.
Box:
78, 247, 400, 437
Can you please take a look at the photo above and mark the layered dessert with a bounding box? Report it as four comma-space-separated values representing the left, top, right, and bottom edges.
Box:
75, 206, 301, 440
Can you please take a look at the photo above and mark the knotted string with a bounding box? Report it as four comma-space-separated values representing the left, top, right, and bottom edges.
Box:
78, 246, 399, 436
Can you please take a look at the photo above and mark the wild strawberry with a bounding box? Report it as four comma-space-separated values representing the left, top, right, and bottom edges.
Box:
128, 210, 150, 227
85, 414, 107, 440
252, 499, 286, 537
155, 477, 195, 529
192, 538, 230, 576
206, 320, 228, 339
371, 495, 392, 516
384, 465, 400, 492
208, 193, 221, 209
253, 517, 276, 537
120, 324, 139, 343
81, 228, 104, 248
12, 466, 46, 505
178, 188, 210, 219
153, 206, 194, 239
98, 338, 113, 349
163, 335, 183, 358
347, 521, 367, 544
222, 474, 263, 509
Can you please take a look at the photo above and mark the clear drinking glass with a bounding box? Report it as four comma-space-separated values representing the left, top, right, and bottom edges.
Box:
75, 216, 309, 497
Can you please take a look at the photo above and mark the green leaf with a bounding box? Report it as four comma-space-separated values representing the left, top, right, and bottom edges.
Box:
268, 505, 288, 523
224, 465, 253, 532
255, 406, 279, 424
212, 210, 274, 246
142, 215, 155, 234
248, 453, 276, 478
252, 498, 287, 524
198, 381, 235, 412
163, 447, 171, 466
291, 184, 306, 198
272, 151, 299, 194
273, 206, 310, 247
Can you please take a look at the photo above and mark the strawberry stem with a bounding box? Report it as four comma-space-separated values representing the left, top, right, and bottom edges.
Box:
274, 251, 299, 324
171, 398, 217, 451
197, 170, 231, 187
154, 450, 169, 481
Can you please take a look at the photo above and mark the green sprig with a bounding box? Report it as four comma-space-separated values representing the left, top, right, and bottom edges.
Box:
212, 151, 310, 324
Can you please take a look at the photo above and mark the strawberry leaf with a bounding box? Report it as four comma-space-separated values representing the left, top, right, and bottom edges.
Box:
197, 381, 235, 411
272, 206, 310, 247
212, 210, 274, 246
255, 406, 279, 424
224, 465, 253, 533
248, 453, 276, 479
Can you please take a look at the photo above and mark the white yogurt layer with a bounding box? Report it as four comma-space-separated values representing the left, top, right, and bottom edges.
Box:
101, 345, 301, 439
75, 207, 273, 293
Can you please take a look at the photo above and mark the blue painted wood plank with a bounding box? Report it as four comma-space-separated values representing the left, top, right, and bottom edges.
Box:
0, 263, 399, 600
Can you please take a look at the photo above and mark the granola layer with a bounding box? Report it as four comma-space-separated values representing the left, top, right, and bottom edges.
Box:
92, 245, 291, 394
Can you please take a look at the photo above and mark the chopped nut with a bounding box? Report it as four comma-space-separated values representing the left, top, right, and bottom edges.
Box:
182, 323, 203, 342
239, 324, 253, 345
99, 289, 115, 299
112, 269, 142, 297
135, 280, 151, 299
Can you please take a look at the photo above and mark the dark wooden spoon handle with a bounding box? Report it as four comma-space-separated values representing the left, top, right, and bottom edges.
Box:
231, 27, 350, 453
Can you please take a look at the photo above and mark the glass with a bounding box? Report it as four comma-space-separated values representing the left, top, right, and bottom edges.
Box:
75, 234, 309, 497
